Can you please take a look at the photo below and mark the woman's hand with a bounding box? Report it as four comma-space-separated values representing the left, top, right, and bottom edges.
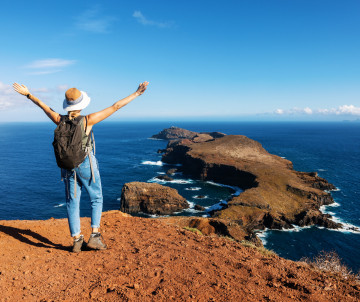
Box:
13, 83, 30, 96
135, 81, 149, 96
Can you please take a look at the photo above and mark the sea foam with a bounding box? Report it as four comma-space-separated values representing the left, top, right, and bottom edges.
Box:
141, 160, 164, 166
54, 203, 65, 208
148, 177, 193, 184
185, 187, 202, 191
192, 195, 209, 199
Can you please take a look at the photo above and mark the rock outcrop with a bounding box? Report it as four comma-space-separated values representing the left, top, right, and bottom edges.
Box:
151, 126, 225, 141
120, 182, 189, 215
154, 128, 342, 234
160, 216, 263, 246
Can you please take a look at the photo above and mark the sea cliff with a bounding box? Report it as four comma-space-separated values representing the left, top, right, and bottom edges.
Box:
156, 127, 341, 240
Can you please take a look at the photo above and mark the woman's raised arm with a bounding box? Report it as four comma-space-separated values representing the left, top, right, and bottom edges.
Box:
13, 83, 61, 125
86, 81, 149, 126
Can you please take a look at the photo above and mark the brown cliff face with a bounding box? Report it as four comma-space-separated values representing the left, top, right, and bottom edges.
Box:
120, 182, 189, 215
159, 132, 341, 233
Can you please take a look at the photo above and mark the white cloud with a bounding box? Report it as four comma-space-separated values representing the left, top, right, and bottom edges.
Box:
25, 59, 75, 69
0, 82, 68, 111
76, 8, 116, 33
133, 11, 173, 28
275, 105, 360, 116
274, 107, 313, 115
336, 105, 360, 115
303, 107, 313, 114
57, 85, 68, 92
24, 58, 75, 75
0, 82, 29, 110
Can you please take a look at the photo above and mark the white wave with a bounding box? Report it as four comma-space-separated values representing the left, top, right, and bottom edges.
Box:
257, 212, 360, 238
205, 181, 242, 196
172, 179, 193, 184
54, 203, 65, 208
156, 172, 166, 175
320, 202, 347, 230
192, 195, 209, 199
205, 199, 227, 212
281, 156, 286, 159
327, 216, 360, 234
147, 137, 163, 140
183, 208, 199, 214
255, 229, 268, 245
185, 187, 202, 191
317, 169, 327, 172
320, 202, 341, 213
148, 177, 193, 184
141, 160, 164, 166
187, 200, 195, 208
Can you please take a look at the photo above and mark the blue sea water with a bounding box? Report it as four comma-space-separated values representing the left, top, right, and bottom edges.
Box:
0, 121, 359, 272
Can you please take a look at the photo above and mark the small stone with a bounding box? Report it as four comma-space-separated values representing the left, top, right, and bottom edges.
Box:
107, 286, 116, 292
133, 283, 140, 289
194, 204, 206, 211
23, 255, 30, 260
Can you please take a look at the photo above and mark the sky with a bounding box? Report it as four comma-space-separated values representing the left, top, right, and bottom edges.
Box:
1, 0, 359, 122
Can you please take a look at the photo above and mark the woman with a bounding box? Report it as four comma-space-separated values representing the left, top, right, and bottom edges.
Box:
13, 81, 149, 252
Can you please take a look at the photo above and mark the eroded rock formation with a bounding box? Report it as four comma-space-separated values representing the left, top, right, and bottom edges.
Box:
120, 182, 189, 215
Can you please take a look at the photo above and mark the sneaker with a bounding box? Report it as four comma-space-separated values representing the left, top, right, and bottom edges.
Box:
87, 232, 107, 250
72, 235, 84, 253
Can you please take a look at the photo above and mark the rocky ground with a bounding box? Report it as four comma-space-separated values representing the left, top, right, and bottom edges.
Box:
0, 211, 359, 301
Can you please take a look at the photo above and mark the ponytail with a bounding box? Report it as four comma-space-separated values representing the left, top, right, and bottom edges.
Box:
68, 110, 81, 120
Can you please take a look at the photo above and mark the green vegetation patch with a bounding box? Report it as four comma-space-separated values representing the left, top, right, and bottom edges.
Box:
183, 227, 203, 235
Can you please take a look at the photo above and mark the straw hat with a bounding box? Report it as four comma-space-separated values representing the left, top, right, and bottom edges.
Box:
63, 88, 91, 111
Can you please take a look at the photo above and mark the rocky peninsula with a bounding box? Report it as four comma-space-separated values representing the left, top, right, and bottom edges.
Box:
154, 127, 342, 241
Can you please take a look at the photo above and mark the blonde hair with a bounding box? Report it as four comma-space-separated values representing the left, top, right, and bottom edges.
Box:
68, 110, 81, 120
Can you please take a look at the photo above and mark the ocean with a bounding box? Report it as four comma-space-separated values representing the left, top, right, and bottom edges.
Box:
0, 121, 359, 272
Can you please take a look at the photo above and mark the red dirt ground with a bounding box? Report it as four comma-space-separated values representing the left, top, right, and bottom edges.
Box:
0, 210, 359, 301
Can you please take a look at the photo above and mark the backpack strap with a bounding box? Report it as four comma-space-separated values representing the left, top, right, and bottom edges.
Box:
83, 116, 96, 183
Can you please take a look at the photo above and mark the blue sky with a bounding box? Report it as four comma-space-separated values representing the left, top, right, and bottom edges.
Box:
1, 0, 359, 122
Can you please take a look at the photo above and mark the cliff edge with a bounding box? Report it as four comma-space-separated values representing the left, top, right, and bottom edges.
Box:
0, 212, 359, 301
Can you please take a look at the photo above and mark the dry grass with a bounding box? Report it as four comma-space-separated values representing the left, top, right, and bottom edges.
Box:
240, 240, 277, 258
301, 251, 360, 282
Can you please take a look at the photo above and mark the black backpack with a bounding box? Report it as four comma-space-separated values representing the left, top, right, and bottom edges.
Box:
52, 115, 92, 170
